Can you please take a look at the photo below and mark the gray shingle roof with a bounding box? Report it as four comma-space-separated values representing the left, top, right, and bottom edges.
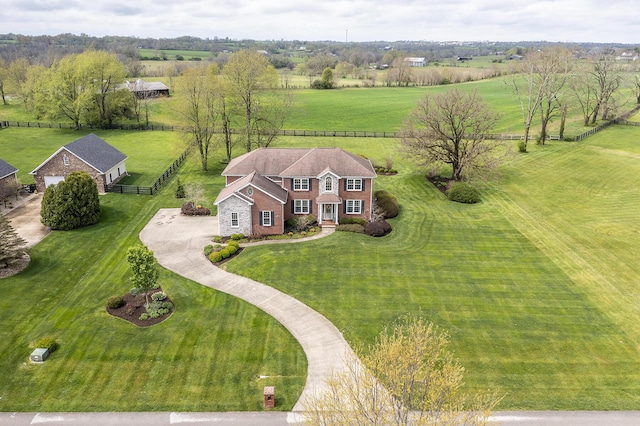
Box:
222, 148, 376, 178
64, 134, 127, 173
214, 171, 288, 205
0, 158, 18, 180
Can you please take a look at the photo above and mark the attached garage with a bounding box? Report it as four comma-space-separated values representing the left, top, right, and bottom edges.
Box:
44, 176, 65, 187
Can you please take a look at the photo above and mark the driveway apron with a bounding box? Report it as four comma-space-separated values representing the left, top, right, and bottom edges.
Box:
139, 208, 355, 412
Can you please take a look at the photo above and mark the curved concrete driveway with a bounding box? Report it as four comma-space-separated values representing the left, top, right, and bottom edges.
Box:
139, 208, 354, 412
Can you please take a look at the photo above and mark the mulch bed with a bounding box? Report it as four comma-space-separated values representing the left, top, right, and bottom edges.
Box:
106, 288, 174, 327
0, 254, 30, 279
427, 175, 453, 195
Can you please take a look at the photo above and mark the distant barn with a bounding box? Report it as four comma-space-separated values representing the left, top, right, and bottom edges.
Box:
122, 79, 170, 99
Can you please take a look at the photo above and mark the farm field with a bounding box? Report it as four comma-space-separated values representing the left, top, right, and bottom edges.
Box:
1, 76, 640, 411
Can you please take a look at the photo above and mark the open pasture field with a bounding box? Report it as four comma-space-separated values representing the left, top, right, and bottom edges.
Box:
225, 127, 640, 410
138, 48, 214, 60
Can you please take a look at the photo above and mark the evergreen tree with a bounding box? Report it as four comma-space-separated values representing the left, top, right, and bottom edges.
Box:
0, 212, 27, 269
40, 171, 101, 230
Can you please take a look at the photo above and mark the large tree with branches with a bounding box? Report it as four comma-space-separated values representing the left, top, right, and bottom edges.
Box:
400, 89, 502, 182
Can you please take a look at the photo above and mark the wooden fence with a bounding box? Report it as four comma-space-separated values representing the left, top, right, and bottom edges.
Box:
106, 145, 191, 195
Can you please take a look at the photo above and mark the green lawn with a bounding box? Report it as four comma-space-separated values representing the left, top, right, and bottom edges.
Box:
0, 127, 184, 186
224, 128, 640, 410
0, 134, 306, 411
2, 83, 640, 411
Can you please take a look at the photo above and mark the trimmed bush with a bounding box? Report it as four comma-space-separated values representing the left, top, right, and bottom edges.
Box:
181, 202, 210, 216
107, 295, 125, 309
209, 251, 224, 262
204, 244, 214, 256
336, 224, 365, 233
518, 140, 527, 153
338, 217, 367, 226
151, 291, 167, 302
364, 220, 392, 237
447, 182, 481, 204
36, 337, 59, 353
231, 233, 245, 241
40, 171, 101, 230
227, 240, 240, 249
374, 190, 399, 218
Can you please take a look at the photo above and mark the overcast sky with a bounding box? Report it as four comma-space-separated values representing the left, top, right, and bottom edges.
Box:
1, 0, 637, 44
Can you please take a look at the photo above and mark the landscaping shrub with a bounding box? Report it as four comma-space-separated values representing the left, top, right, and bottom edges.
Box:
230, 233, 245, 241
181, 202, 210, 216
374, 190, 399, 218
209, 251, 224, 263
336, 224, 365, 233
212, 236, 223, 243
227, 240, 240, 249
175, 178, 186, 198
130, 287, 140, 296
151, 291, 167, 302
287, 215, 316, 232
518, 140, 527, 153
204, 244, 214, 256
40, 171, 101, 230
107, 295, 125, 309
447, 182, 481, 204
338, 217, 367, 226
364, 220, 392, 237
36, 337, 59, 353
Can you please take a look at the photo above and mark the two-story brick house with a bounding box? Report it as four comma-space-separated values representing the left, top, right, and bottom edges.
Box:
214, 147, 377, 236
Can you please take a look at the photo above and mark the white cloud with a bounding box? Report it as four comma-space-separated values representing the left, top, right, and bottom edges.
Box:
0, 0, 637, 43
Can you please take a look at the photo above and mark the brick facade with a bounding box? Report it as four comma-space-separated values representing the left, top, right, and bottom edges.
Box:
32, 150, 126, 194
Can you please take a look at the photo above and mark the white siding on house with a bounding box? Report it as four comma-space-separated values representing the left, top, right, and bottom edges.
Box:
217, 196, 252, 236
105, 160, 127, 184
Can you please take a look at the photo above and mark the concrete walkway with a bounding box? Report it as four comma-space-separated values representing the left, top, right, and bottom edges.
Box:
139, 208, 354, 413
2, 193, 50, 248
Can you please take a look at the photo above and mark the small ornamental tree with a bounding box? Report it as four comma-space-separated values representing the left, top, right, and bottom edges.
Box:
126, 244, 159, 308
40, 171, 101, 230
0, 212, 27, 269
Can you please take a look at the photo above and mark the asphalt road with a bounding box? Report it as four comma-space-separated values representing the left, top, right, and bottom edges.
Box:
2, 411, 640, 425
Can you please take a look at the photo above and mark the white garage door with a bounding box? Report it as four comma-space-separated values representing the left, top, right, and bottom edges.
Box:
44, 176, 65, 187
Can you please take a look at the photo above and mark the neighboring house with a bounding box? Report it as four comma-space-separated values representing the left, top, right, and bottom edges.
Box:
214, 148, 377, 237
404, 57, 426, 67
121, 79, 170, 98
30, 133, 128, 194
0, 158, 19, 200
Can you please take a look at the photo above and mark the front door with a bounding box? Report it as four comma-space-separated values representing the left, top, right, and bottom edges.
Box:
323, 204, 335, 223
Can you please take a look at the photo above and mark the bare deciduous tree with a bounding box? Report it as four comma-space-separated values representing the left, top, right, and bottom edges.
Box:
175, 64, 218, 171
570, 54, 623, 126
400, 89, 502, 182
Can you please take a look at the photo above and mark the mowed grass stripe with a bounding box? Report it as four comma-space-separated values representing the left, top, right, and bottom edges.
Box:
226, 135, 640, 409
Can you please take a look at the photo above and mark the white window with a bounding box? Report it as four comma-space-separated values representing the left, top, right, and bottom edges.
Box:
294, 199, 311, 214
63, 155, 70, 166
345, 199, 363, 214
293, 178, 310, 191
231, 212, 239, 227
262, 211, 272, 226
346, 178, 362, 191
325, 176, 333, 192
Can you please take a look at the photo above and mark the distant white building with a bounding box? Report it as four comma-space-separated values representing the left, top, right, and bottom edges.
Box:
616, 52, 638, 61
404, 57, 426, 67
